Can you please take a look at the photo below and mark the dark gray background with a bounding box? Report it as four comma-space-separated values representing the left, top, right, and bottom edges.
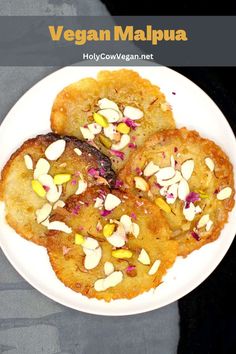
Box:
0, 1, 179, 353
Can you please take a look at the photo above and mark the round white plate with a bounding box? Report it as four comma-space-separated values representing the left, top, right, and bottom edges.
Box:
0, 66, 235, 316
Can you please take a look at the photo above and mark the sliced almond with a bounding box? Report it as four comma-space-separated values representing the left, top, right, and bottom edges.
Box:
88, 123, 102, 135
206, 220, 213, 232
156, 167, 175, 181
120, 214, 132, 233
104, 261, 114, 276
178, 179, 190, 201
36, 203, 52, 224
74, 148, 82, 156
38, 174, 61, 203
75, 180, 87, 195
148, 260, 161, 275
106, 224, 126, 247
24, 155, 33, 170
170, 155, 176, 168
103, 123, 116, 140
183, 202, 196, 221
160, 186, 168, 196
48, 221, 72, 233
98, 98, 119, 111
123, 106, 143, 120
34, 158, 50, 179
134, 176, 149, 191
98, 109, 120, 123
84, 247, 102, 270
197, 214, 210, 228
217, 187, 232, 200
83, 237, 99, 250
104, 193, 121, 211
80, 127, 95, 140
41, 217, 50, 227
205, 157, 215, 172
53, 200, 65, 210
45, 139, 66, 161
195, 205, 202, 214
94, 271, 123, 291
131, 223, 140, 238
181, 160, 194, 180
166, 183, 178, 204
111, 134, 130, 151
143, 161, 160, 177
94, 197, 104, 209
156, 171, 182, 187
103, 271, 123, 289
138, 249, 150, 265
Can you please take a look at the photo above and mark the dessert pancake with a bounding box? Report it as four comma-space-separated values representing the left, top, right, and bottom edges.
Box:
47, 187, 177, 301
0, 133, 116, 246
51, 69, 175, 171
119, 128, 235, 256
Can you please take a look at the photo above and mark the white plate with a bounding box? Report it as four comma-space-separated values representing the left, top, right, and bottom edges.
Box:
0, 66, 235, 316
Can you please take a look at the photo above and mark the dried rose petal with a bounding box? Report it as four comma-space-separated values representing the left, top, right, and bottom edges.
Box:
186, 192, 200, 203
100, 209, 111, 217
71, 179, 77, 186
126, 265, 137, 277
99, 167, 106, 176
135, 167, 142, 176
88, 168, 99, 177
130, 212, 137, 220
191, 231, 200, 241
174, 146, 178, 153
128, 143, 137, 149
115, 180, 124, 188
110, 150, 125, 160
43, 185, 50, 192
123, 118, 140, 129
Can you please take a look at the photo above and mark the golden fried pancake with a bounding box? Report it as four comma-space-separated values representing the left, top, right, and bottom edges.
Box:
119, 128, 235, 256
47, 187, 177, 301
0, 133, 116, 246
51, 69, 175, 171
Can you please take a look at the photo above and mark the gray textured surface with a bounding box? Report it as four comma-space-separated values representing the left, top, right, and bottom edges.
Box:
0, 1, 179, 353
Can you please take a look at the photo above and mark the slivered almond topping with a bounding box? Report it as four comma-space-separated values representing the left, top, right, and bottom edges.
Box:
74, 148, 82, 156
143, 161, 160, 177
94, 197, 104, 209
138, 249, 150, 265
83, 237, 99, 250
94, 271, 123, 292
103, 124, 116, 140
197, 214, 210, 228
48, 221, 72, 233
148, 260, 161, 275
156, 167, 175, 181
34, 158, 50, 179
178, 179, 190, 201
97, 108, 120, 123
98, 98, 119, 111
88, 122, 102, 134
105, 223, 126, 247
104, 193, 121, 211
157, 171, 182, 187
170, 155, 176, 168
217, 187, 232, 200
183, 202, 196, 221
80, 127, 95, 140
24, 155, 33, 170
123, 106, 143, 120
84, 247, 102, 270
45, 139, 66, 161
134, 176, 149, 191
206, 220, 213, 231
131, 223, 140, 238
75, 180, 87, 195
111, 134, 130, 151
104, 261, 115, 276
36, 203, 52, 224
38, 174, 60, 203
205, 157, 215, 172
181, 160, 194, 180
120, 214, 132, 233
166, 183, 178, 204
